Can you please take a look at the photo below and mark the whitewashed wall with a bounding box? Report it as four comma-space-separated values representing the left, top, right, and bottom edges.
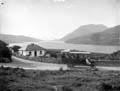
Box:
38, 50, 46, 56
23, 51, 27, 56
19, 50, 46, 57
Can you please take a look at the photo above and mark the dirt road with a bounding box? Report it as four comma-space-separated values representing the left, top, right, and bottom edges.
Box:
0, 56, 68, 70
0, 56, 120, 71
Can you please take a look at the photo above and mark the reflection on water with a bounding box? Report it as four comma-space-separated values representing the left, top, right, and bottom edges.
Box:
9, 41, 120, 53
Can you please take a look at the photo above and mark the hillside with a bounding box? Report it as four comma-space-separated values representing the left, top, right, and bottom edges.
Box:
61, 24, 107, 41
0, 34, 40, 43
66, 25, 120, 46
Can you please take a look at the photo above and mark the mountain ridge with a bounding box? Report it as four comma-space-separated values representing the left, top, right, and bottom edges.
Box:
0, 34, 41, 43
61, 24, 107, 41
66, 25, 120, 46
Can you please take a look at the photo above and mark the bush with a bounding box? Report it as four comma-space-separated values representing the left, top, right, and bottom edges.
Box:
72, 82, 82, 87
62, 86, 73, 91
12, 45, 21, 53
0, 58, 11, 63
0, 40, 12, 62
98, 80, 120, 91
59, 67, 63, 72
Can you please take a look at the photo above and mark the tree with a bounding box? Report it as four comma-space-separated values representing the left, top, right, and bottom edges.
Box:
12, 45, 21, 53
0, 40, 12, 62
0, 40, 8, 47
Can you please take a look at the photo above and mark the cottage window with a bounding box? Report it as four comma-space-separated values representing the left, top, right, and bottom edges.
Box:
40, 50, 42, 54
29, 51, 31, 55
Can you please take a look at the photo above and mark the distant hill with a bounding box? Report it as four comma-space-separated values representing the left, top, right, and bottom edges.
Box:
0, 34, 41, 43
61, 24, 107, 41
66, 25, 120, 46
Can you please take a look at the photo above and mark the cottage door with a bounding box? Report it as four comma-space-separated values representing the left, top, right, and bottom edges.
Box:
34, 51, 37, 56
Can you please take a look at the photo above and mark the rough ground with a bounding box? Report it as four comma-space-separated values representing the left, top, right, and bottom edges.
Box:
1, 66, 120, 91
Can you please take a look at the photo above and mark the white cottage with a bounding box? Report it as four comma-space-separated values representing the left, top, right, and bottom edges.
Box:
19, 43, 46, 57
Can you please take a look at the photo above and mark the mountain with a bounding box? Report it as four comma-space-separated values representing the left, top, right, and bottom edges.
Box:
66, 25, 120, 46
61, 24, 107, 41
0, 34, 41, 43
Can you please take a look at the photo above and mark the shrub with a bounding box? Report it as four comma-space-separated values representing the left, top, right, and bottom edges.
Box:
12, 45, 21, 53
0, 58, 11, 63
0, 40, 12, 62
59, 67, 63, 72
72, 82, 82, 87
62, 86, 73, 91
98, 80, 120, 91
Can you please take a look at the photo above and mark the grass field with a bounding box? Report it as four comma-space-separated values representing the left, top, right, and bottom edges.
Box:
1, 66, 120, 91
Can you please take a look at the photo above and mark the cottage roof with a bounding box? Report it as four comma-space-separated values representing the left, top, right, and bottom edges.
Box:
19, 43, 45, 51
25, 43, 45, 51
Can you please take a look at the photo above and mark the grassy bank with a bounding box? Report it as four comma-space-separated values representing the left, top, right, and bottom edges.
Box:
1, 66, 120, 91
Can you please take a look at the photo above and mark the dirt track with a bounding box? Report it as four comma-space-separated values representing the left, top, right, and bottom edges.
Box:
0, 56, 68, 70
0, 56, 120, 71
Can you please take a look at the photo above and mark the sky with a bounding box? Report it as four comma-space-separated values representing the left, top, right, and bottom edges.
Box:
0, 0, 119, 40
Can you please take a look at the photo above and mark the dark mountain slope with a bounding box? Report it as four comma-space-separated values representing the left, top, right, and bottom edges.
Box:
66, 25, 120, 46
61, 24, 107, 41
